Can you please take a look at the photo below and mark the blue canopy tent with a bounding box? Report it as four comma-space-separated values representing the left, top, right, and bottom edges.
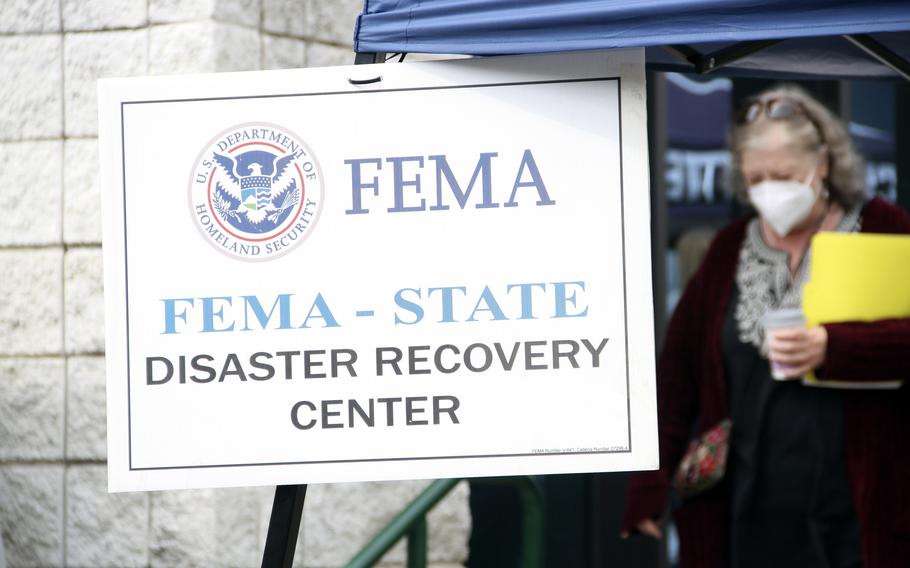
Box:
351, 0, 910, 310
353, 0, 910, 80
349, 3, 910, 567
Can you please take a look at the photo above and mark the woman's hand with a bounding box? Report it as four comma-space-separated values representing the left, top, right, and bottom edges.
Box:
620, 518, 663, 540
767, 325, 827, 377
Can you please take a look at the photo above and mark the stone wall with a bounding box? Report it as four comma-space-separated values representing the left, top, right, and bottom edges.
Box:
0, 1, 470, 566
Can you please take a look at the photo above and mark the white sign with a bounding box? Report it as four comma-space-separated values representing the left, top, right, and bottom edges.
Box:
99, 49, 657, 492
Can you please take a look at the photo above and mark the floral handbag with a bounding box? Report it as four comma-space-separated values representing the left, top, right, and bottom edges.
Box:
673, 419, 732, 499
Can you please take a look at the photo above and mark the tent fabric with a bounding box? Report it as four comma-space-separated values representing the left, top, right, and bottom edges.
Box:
354, 0, 910, 79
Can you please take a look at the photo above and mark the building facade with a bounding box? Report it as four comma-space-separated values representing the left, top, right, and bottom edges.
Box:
0, 1, 470, 566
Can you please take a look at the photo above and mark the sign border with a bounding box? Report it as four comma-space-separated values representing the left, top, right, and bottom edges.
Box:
119, 76, 631, 472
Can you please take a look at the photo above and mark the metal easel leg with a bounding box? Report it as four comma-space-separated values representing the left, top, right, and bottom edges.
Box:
261, 484, 308, 568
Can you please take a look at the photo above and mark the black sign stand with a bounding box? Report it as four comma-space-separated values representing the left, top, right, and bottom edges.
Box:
261, 485, 308, 568
259, 51, 390, 568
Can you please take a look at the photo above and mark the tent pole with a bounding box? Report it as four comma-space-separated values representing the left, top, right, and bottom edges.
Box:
694, 40, 782, 74
843, 35, 910, 81
662, 44, 702, 69
354, 52, 387, 65
662, 41, 782, 74
647, 71, 669, 349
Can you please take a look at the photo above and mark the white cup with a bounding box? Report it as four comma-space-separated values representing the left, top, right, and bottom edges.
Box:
761, 308, 806, 380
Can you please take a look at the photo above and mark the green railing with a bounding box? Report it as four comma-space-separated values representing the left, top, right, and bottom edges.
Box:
345, 477, 545, 568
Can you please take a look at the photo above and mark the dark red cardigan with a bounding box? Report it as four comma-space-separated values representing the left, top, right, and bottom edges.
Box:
622, 197, 910, 567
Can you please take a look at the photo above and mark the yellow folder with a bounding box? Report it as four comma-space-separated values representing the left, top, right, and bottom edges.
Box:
801, 232, 910, 389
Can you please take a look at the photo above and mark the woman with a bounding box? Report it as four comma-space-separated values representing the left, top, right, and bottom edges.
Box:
622, 86, 910, 568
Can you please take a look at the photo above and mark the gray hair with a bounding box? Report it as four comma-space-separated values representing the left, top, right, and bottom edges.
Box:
729, 85, 866, 208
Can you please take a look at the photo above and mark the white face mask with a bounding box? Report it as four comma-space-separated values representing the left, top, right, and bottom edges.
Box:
748, 165, 819, 237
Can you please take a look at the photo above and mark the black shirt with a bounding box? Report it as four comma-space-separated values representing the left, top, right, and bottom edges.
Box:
722, 286, 862, 568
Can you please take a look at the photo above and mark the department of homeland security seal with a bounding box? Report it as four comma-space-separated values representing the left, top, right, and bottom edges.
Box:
188, 123, 323, 261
